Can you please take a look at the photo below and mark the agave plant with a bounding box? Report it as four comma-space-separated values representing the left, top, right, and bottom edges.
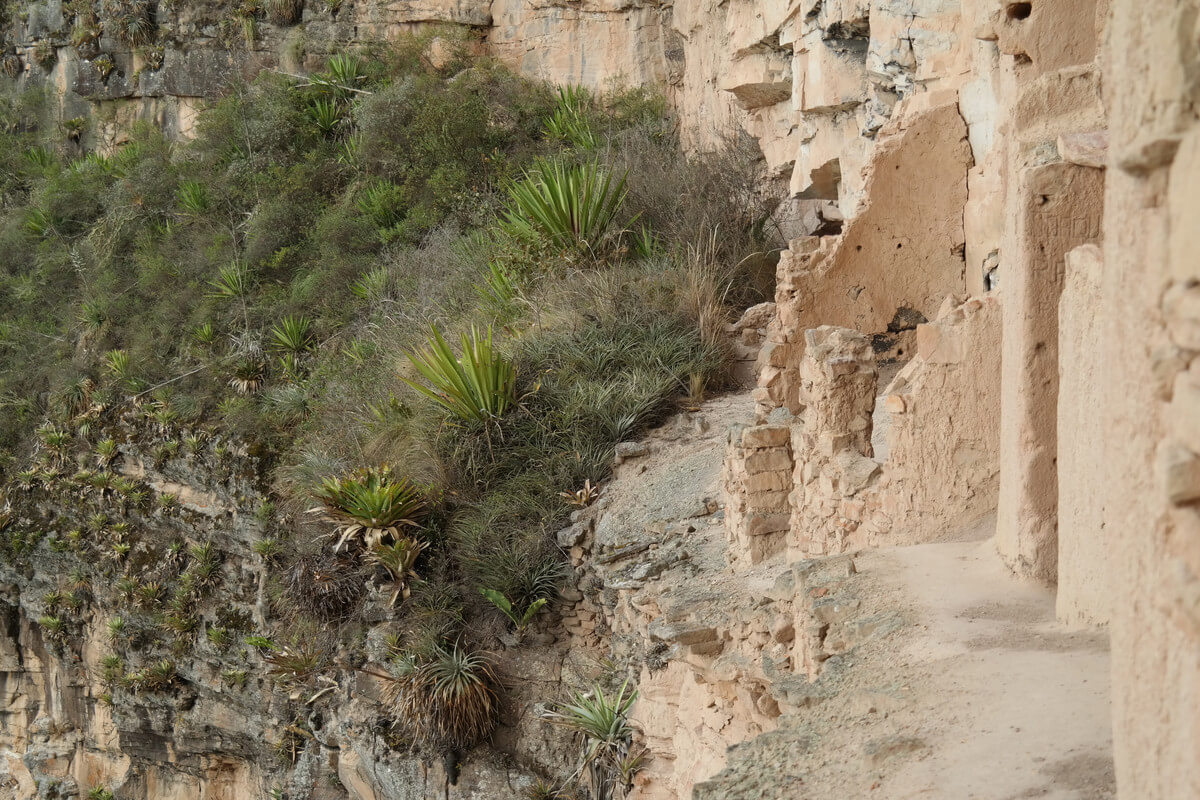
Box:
38, 614, 67, 642
356, 180, 406, 229
402, 325, 516, 423
175, 179, 209, 214
209, 262, 250, 299
385, 644, 499, 751
105, 0, 155, 45
558, 479, 600, 507
310, 465, 428, 551
336, 134, 362, 168
474, 261, 520, 316
306, 97, 343, 137
230, 359, 265, 395
370, 537, 426, 604
325, 54, 362, 87
542, 681, 642, 799
24, 207, 55, 237
543, 85, 597, 149
102, 349, 132, 381
502, 159, 629, 253
270, 315, 313, 354
193, 321, 217, 345
23, 145, 57, 175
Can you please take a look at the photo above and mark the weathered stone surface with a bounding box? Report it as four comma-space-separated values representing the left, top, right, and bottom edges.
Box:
1058, 130, 1108, 168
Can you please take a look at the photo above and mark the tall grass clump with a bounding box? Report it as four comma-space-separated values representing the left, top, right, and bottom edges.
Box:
544, 681, 642, 799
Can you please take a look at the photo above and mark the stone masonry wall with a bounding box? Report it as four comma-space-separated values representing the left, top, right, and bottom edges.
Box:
879, 294, 1002, 545
725, 295, 1001, 560
786, 326, 879, 559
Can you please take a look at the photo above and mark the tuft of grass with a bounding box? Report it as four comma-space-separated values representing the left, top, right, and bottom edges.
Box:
543, 85, 597, 149
542, 680, 642, 797
264, 0, 304, 25
176, 179, 210, 214
264, 639, 327, 685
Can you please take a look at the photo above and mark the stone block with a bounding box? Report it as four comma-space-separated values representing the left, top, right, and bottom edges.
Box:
741, 425, 792, 448
745, 513, 792, 537
745, 449, 793, 474
1163, 443, 1200, 506
556, 522, 588, 548
745, 471, 792, 494
835, 451, 881, 494
647, 619, 718, 646
1058, 130, 1108, 168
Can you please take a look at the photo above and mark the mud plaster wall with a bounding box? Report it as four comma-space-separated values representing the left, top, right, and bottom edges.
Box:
1099, 0, 1200, 796
1056, 242, 1108, 626
994, 161, 1104, 583
880, 294, 1002, 545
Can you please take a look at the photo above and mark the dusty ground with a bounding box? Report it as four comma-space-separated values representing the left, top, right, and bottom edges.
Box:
590, 391, 1114, 800
695, 524, 1113, 800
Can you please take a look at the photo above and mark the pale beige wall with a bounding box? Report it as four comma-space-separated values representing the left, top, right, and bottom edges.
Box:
882, 295, 1003, 545
1056, 243, 1109, 625
995, 161, 1104, 583
1100, 1, 1200, 796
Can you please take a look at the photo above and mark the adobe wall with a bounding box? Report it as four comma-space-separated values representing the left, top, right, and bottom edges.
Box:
994, 161, 1104, 582
1056, 243, 1109, 625
881, 295, 1003, 544
1098, 0, 1200, 796
754, 103, 972, 416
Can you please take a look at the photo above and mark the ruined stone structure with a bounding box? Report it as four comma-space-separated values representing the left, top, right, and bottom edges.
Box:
1, 0, 1198, 798
718, 1, 1200, 798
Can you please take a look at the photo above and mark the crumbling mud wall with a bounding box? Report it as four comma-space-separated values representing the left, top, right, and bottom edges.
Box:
725, 294, 1001, 561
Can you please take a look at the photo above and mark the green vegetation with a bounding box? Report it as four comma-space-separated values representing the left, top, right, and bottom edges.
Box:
386, 644, 500, 751
311, 465, 429, 550
403, 324, 516, 422
481, 587, 547, 632
502, 159, 629, 253
0, 36, 776, 772
544, 681, 642, 799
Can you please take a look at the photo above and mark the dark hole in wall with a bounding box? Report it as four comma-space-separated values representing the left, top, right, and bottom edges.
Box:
872, 307, 929, 356
1007, 2, 1033, 20
813, 216, 844, 237
887, 306, 927, 334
